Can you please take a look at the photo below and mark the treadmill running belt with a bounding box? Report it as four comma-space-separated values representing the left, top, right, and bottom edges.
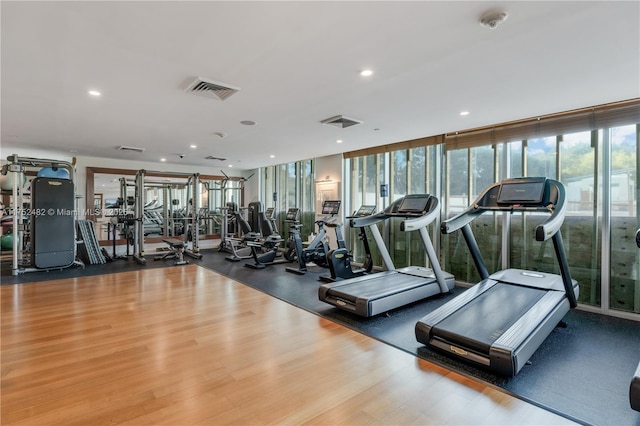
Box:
432, 283, 546, 354
326, 272, 433, 303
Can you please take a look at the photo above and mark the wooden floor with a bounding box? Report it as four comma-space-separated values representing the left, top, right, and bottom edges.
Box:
1, 265, 575, 425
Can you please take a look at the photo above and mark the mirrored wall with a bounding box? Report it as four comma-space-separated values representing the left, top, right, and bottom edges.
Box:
86, 167, 245, 244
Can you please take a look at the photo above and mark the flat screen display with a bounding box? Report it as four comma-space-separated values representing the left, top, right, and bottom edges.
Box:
285, 208, 299, 221
265, 207, 275, 219
355, 205, 376, 216
397, 196, 430, 213
321, 200, 341, 215
497, 178, 546, 204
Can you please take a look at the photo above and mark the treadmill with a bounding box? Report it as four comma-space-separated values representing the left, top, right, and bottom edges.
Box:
415, 177, 579, 377
318, 194, 454, 317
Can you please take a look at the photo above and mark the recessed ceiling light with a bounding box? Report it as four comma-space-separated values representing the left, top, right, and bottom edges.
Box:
336, 139, 343, 144
240, 120, 256, 126
88, 90, 101, 97
160, 158, 166, 162
228, 164, 233, 168
360, 69, 373, 77
270, 154, 275, 158
190, 144, 197, 149
460, 111, 470, 116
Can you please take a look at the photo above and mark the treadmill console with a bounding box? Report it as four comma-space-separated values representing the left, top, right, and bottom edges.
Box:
497, 177, 547, 205
352, 205, 376, 218
321, 200, 341, 215
396, 195, 433, 216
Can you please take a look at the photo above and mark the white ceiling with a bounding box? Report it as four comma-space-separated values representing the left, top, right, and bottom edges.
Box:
2, 1, 639, 171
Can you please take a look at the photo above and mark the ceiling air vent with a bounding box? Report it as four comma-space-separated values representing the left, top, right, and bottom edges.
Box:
205, 155, 227, 161
321, 115, 362, 129
117, 145, 145, 153
185, 77, 240, 101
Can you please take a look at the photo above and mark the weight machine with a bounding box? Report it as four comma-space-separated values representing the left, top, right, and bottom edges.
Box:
132, 169, 203, 264
1, 154, 81, 275
212, 171, 253, 255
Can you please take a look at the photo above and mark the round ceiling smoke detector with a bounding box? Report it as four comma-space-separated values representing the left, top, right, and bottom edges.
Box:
479, 10, 508, 29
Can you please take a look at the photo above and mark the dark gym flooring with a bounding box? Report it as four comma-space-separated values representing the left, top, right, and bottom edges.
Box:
2, 248, 640, 426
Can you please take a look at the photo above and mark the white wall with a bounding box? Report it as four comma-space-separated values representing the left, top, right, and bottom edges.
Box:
313, 154, 344, 247
315, 154, 343, 186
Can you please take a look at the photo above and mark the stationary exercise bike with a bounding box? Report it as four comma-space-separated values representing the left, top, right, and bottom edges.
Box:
285, 200, 345, 275
244, 207, 298, 269
320, 205, 376, 282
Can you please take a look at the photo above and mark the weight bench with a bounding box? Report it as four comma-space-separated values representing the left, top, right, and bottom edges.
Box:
155, 238, 188, 265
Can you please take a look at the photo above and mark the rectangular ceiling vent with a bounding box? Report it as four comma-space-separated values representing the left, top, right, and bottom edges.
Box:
321, 115, 363, 129
117, 145, 145, 153
185, 77, 240, 101
205, 155, 227, 161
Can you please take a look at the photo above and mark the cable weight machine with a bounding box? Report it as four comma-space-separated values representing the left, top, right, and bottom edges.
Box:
1, 154, 81, 275
132, 169, 203, 264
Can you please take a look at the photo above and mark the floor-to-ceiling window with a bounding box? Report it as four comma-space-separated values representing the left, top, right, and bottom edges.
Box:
343, 137, 444, 270
608, 124, 638, 314
259, 160, 315, 238
266, 100, 639, 320
344, 153, 386, 268
389, 149, 411, 267
557, 131, 600, 308
443, 144, 498, 283
439, 100, 638, 320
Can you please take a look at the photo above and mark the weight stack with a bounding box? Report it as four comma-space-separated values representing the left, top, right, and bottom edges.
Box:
30, 177, 76, 269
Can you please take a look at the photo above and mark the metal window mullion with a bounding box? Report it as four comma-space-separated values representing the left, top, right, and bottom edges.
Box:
601, 128, 611, 315
522, 140, 529, 271
406, 149, 413, 265
467, 148, 473, 280
382, 152, 391, 253
431, 145, 443, 263
467, 148, 473, 199
522, 140, 528, 177
590, 130, 600, 307
636, 124, 640, 313
556, 135, 563, 181
500, 143, 511, 270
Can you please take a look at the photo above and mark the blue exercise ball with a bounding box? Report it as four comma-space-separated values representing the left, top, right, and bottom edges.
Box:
37, 167, 70, 179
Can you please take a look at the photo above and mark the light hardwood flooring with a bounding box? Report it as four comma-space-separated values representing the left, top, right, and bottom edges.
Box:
1, 265, 575, 425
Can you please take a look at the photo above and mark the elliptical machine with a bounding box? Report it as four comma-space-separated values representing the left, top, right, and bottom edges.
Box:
285, 200, 345, 275
321, 205, 376, 282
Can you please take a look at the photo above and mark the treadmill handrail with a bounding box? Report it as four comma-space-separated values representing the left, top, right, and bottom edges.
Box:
534, 180, 565, 242
350, 194, 443, 273
442, 178, 565, 242
350, 213, 387, 228
400, 196, 440, 233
